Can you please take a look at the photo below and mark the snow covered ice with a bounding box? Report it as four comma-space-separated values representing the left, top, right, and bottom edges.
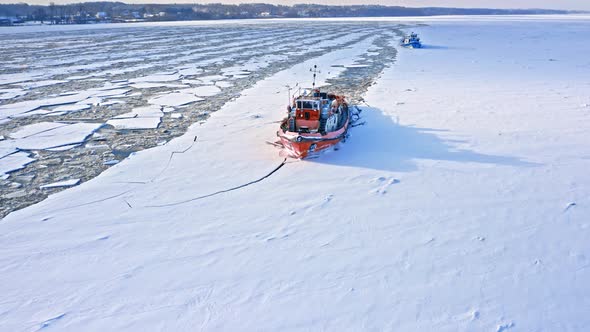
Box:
1, 15, 590, 331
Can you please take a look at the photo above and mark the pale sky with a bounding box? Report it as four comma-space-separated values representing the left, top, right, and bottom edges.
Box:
3, 0, 589, 11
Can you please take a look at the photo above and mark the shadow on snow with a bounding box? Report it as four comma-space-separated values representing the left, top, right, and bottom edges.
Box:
418, 44, 475, 51
310, 106, 539, 173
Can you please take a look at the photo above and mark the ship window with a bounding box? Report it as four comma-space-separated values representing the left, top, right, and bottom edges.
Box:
298, 100, 315, 109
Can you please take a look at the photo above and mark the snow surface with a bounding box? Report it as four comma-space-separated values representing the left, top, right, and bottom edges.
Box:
1, 16, 590, 332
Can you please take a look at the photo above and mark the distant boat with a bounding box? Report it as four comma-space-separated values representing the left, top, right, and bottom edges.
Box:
401, 32, 422, 48
277, 87, 350, 159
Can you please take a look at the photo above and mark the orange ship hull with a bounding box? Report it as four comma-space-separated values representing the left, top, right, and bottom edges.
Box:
277, 116, 349, 159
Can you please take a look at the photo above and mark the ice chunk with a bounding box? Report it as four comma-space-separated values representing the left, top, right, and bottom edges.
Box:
231, 74, 250, 79
0, 151, 35, 175
8, 122, 103, 150
148, 92, 204, 107
215, 81, 232, 88
52, 104, 92, 113
10, 109, 53, 118
107, 106, 163, 129
222, 69, 251, 77
178, 66, 203, 76
197, 75, 226, 85
9, 122, 67, 139
40, 179, 80, 189
130, 82, 188, 89
0, 147, 18, 158
182, 85, 221, 97
130, 73, 180, 83
92, 88, 131, 98
46, 144, 81, 151
101, 100, 126, 106
0, 72, 44, 85
17, 80, 68, 89
0, 88, 27, 100
0, 93, 94, 120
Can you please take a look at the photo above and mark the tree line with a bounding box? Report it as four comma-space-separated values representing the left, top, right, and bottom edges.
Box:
0, 2, 574, 25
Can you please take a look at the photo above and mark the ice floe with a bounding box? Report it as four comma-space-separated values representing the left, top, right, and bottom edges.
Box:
130, 82, 188, 89
197, 75, 226, 85
178, 66, 203, 76
9, 109, 52, 118
17, 80, 68, 89
101, 100, 126, 106
129, 73, 180, 83
215, 81, 232, 88
182, 85, 221, 97
0, 85, 132, 121
222, 68, 251, 77
91, 88, 131, 98
107, 105, 163, 129
40, 178, 80, 189
148, 92, 204, 107
3, 122, 103, 150
52, 104, 92, 113
345, 64, 370, 68
0, 152, 35, 175
46, 144, 82, 151
0, 88, 27, 100
231, 74, 250, 79
0, 72, 44, 85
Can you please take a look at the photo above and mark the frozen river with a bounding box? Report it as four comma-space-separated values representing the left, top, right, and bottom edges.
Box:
1, 16, 590, 331
0, 20, 403, 217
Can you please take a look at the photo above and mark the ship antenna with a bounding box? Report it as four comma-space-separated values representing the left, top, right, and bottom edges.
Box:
285, 85, 292, 105
311, 65, 318, 89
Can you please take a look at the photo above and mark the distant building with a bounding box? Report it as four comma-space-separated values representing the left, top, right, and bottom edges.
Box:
96, 12, 107, 20
0, 16, 23, 25
0, 17, 12, 26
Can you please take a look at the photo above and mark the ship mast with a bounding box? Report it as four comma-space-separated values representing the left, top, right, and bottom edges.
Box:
286, 85, 293, 105
311, 65, 319, 89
